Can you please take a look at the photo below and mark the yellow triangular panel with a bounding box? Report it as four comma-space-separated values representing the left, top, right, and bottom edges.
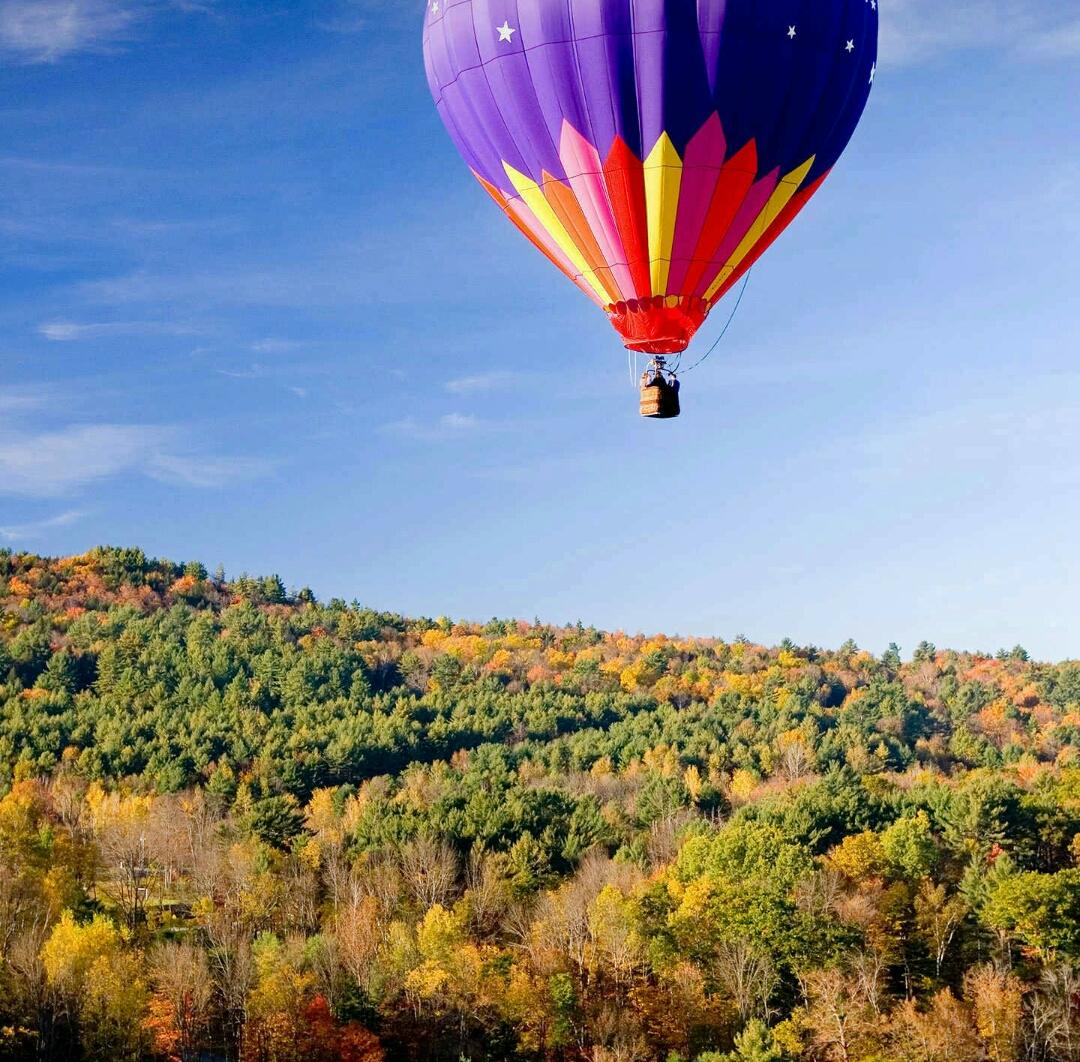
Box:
703, 156, 816, 302
643, 133, 683, 296
502, 163, 610, 302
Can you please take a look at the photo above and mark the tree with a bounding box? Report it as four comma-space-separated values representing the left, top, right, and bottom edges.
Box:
825, 831, 888, 883
399, 836, 459, 910
6, 547, 1080, 1060
882, 644, 902, 671
588, 884, 642, 989
242, 933, 316, 1062
982, 869, 1080, 958
881, 811, 938, 880
914, 881, 968, 980
40, 912, 148, 1060
722, 1018, 785, 1061
712, 940, 778, 1024
303, 996, 384, 1062
145, 941, 213, 1062
404, 903, 497, 1048
1028, 964, 1080, 1062
886, 990, 981, 1062
85, 787, 159, 930
966, 964, 1023, 1062
800, 968, 876, 1062
40, 911, 123, 996
81, 951, 149, 1061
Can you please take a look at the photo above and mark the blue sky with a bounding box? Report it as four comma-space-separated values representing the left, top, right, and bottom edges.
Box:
1, 0, 1078, 659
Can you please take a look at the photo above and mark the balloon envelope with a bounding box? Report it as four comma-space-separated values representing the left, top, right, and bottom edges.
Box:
423, 0, 877, 354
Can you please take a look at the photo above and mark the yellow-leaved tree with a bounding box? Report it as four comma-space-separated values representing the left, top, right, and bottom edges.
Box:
40, 911, 148, 1060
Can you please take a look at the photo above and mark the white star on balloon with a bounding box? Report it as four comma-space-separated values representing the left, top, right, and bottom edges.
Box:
869, 62, 876, 84
431, 1, 438, 11
846, 39, 854, 52
787, 25, 796, 39
496, 21, 516, 42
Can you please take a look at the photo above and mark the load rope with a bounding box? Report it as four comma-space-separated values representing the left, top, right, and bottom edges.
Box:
672, 270, 752, 375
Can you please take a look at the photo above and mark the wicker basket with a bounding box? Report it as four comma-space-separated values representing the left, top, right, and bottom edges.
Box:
640, 380, 681, 419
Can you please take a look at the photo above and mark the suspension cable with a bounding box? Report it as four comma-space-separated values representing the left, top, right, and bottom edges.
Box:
674, 270, 752, 375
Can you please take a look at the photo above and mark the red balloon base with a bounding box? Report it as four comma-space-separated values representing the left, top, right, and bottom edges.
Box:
606, 295, 710, 355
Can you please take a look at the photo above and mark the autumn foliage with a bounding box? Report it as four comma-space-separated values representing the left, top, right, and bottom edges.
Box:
0, 546, 1078, 1060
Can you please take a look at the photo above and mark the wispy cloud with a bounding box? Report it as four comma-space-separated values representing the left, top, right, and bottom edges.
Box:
1026, 19, 1080, 59
80, 268, 324, 309
215, 364, 264, 380
880, 1, 1080, 65
0, 509, 86, 542
147, 453, 275, 488
109, 215, 235, 238
212, 363, 315, 401
0, 0, 210, 63
316, 0, 409, 35
0, 422, 272, 496
251, 338, 302, 354
0, 424, 172, 496
445, 371, 522, 396
0, 0, 136, 62
38, 319, 200, 341
316, 1, 366, 34
0, 155, 142, 177
0, 386, 51, 414
75, 198, 506, 313
440, 412, 478, 430
841, 375, 1080, 490
380, 412, 481, 442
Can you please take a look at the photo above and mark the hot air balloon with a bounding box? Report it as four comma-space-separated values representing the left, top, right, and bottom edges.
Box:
422, 0, 877, 417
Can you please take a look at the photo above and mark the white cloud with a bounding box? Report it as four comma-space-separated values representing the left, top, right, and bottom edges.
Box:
0, 386, 51, 414
74, 199, 504, 313
0, 421, 273, 496
215, 365, 264, 380
0, 509, 85, 542
843, 375, 1080, 490
0, 155, 137, 176
0, 0, 137, 61
440, 412, 478, 430
81, 268, 322, 308
317, 2, 366, 34
380, 412, 481, 441
316, 0, 408, 35
251, 338, 302, 354
0, 0, 209, 63
445, 371, 521, 395
147, 453, 274, 488
1025, 19, 1080, 59
880, 1, 1080, 65
38, 319, 199, 341
0, 424, 172, 496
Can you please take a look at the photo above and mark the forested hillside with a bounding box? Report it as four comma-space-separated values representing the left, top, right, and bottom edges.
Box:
1, 546, 1078, 1062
